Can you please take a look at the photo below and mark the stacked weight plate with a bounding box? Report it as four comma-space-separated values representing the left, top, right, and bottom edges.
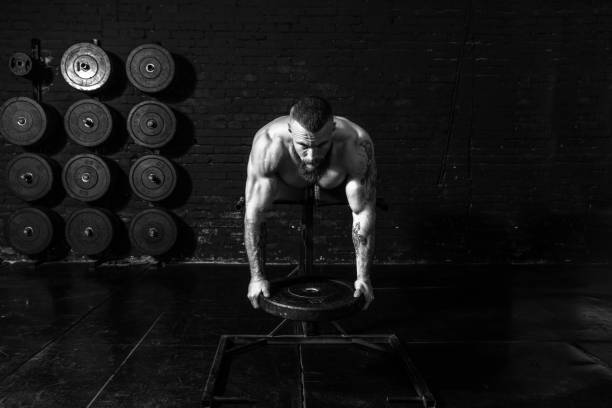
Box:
126, 43, 178, 256
6, 153, 54, 201
3, 50, 60, 257
64, 99, 113, 147
0, 97, 54, 146
62, 154, 112, 202
6, 207, 58, 256
129, 208, 177, 256
127, 100, 175, 148
58, 41, 117, 258
4, 41, 182, 260
65, 207, 115, 256
60, 42, 111, 92
126, 43, 175, 93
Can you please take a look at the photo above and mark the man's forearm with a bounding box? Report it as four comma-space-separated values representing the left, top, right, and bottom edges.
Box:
352, 215, 375, 281
244, 218, 267, 280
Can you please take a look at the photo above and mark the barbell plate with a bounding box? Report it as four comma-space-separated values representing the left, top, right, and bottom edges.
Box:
7, 207, 54, 255
126, 43, 175, 93
127, 100, 176, 148
259, 276, 365, 322
0, 97, 48, 146
129, 208, 177, 256
6, 153, 53, 201
129, 155, 176, 201
62, 154, 111, 202
64, 99, 113, 147
9, 52, 33, 77
65, 207, 114, 255
60, 42, 111, 92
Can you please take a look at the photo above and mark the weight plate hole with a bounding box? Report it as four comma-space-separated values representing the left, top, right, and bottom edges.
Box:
23, 226, 33, 237
20, 172, 33, 183
147, 173, 161, 184
146, 63, 155, 72
146, 119, 157, 129
81, 173, 91, 183
79, 62, 90, 71
16, 116, 27, 126
84, 227, 94, 237
83, 117, 95, 128
304, 287, 320, 294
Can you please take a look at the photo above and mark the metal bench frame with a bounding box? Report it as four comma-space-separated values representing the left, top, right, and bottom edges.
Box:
202, 187, 436, 408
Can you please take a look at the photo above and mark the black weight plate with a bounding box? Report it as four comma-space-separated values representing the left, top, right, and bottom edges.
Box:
126, 44, 175, 93
129, 155, 176, 201
60, 42, 111, 91
127, 100, 175, 148
65, 207, 114, 255
259, 276, 365, 322
129, 208, 177, 256
62, 154, 111, 202
0, 97, 48, 146
9, 52, 33, 76
64, 99, 113, 147
7, 207, 54, 255
6, 153, 53, 201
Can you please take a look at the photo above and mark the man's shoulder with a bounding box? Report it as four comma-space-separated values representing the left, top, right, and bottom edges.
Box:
333, 117, 375, 179
249, 120, 287, 177
334, 116, 372, 145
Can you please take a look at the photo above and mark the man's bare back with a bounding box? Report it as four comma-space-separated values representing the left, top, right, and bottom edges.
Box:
243, 97, 377, 311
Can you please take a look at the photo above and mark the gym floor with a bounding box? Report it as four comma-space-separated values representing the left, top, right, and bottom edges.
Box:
1, 262, 611, 407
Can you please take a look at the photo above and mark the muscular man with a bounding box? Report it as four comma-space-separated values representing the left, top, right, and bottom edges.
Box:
244, 96, 377, 310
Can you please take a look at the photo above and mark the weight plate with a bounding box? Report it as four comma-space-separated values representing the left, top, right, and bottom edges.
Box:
0, 97, 48, 146
65, 207, 114, 255
129, 155, 176, 201
6, 153, 53, 201
9, 52, 33, 77
126, 43, 175, 93
64, 99, 113, 147
62, 154, 111, 202
60, 42, 111, 91
7, 207, 54, 255
127, 100, 176, 148
129, 208, 177, 255
259, 276, 365, 321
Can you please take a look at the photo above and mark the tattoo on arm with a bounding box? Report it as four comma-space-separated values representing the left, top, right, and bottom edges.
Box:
244, 220, 267, 280
352, 222, 368, 253
352, 220, 375, 281
359, 140, 377, 203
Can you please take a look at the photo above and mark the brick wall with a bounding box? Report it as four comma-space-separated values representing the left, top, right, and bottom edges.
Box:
1, 0, 611, 264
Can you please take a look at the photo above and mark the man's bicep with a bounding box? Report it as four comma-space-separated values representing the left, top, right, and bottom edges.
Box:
244, 173, 277, 220
357, 137, 377, 202
346, 135, 377, 213
346, 178, 376, 216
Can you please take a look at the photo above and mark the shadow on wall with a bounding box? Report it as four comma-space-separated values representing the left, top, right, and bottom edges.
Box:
156, 54, 197, 103
160, 109, 195, 158
99, 51, 128, 101
394, 207, 593, 264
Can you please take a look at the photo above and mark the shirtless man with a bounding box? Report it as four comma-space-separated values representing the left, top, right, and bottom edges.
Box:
244, 96, 376, 310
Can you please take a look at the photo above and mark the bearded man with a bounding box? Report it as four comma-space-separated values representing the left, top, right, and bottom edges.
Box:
243, 96, 377, 310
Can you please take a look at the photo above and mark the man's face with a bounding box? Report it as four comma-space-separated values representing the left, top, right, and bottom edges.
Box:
289, 118, 335, 184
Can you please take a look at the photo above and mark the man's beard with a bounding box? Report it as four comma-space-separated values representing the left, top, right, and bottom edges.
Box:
296, 147, 332, 186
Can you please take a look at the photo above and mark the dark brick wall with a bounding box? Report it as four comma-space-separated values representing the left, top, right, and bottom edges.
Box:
1, 0, 611, 264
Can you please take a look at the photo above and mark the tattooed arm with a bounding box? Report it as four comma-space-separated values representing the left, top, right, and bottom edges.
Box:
244, 133, 279, 308
346, 134, 377, 309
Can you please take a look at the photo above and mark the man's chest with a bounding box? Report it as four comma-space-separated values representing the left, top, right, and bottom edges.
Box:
278, 164, 348, 189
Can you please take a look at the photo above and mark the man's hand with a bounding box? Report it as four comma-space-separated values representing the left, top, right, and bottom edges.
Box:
354, 278, 374, 310
247, 278, 270, 309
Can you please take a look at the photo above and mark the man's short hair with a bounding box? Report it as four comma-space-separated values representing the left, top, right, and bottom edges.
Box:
290, 96, 333, 133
